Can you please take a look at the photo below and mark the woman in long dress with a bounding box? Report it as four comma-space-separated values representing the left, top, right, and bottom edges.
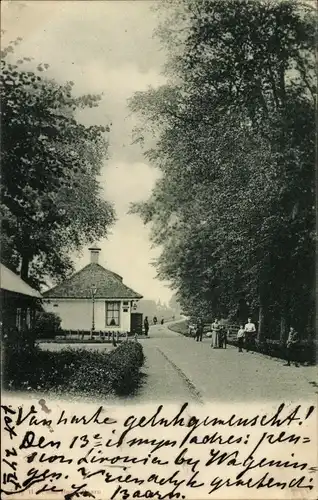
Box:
211, 318, 220, 348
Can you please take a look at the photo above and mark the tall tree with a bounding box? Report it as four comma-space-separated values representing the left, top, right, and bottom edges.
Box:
130, 0, 315, 338
1, 41, 115, 288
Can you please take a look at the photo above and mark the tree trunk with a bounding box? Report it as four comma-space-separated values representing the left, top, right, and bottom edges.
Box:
20, 255, 30, 281
257, 300, 266, 343
279, 314, 287, 344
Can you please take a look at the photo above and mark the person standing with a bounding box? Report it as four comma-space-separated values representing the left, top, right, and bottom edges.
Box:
284, 327, 300, 367
237, 324, 245, 352
144, 316, 149, 336
221, 325, 227, 348
211, 318, 220, 348
244, 317, 256, 352
218, 323, 227, 348
153, 316, 157, 325
192, 323, 198, 339
196, 319, 203, 342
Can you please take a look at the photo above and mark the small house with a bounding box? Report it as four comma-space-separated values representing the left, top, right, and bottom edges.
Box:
43, 246, 143, 333
0, 263, 42, 334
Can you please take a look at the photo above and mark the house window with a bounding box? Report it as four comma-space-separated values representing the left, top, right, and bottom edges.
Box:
105, 302, 120, 327
16, 308, 22, 331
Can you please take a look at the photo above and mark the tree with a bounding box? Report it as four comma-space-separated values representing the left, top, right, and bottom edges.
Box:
169, 293, 181, 312
1, 40, 115, 288
129, 0, 315, 338
34, 311, 62, 340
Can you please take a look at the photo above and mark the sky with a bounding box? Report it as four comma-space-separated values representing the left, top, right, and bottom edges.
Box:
2, 0, 174, 303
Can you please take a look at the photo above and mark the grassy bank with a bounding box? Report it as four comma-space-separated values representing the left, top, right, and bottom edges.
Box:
168, 320, 190, 336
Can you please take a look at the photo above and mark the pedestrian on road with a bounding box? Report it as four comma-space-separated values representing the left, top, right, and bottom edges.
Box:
192, 323, 198, 339
237, 325, 245, 352
284, 327, 300, 367
244, 317, 256, 352
189, 323, 196, 337
195, 319, 203, 342
153, 316, 157, 325
161, 318, 164, 325
144, 316, 149, 336
211, 318, 220, 348
219, 325, 227, 348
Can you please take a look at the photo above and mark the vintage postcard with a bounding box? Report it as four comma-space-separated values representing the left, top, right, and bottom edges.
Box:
1, 1, 317, 499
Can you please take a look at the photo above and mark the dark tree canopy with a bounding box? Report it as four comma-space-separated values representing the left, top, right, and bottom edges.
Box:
129, 0, 315, 339
1, 40, 115, 288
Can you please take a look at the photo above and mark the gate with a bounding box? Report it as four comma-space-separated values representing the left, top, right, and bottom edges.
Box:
131, 312, 143, 335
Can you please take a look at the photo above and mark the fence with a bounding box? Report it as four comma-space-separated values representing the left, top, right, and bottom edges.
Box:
54, 330, 131, 343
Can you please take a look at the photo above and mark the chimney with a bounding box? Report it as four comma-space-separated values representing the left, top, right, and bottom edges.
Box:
89, 245, 101, 264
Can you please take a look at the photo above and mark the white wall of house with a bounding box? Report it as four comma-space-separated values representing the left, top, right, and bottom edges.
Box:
43, 299, 132, 332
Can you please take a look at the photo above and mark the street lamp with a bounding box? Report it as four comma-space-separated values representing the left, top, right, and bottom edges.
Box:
91, 284, 97, 338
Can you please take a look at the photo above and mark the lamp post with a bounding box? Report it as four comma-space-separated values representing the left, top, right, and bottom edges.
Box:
131, 302, 138, 341
91, 285, 97, 339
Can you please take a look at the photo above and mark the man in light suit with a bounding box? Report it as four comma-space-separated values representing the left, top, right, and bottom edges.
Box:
244, 317, 256, 352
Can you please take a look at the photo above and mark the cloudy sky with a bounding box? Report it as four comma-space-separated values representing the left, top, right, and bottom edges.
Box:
2, 0, 174, 303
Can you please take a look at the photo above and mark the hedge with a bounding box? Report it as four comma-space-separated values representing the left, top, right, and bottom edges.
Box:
2, 340, 145, 397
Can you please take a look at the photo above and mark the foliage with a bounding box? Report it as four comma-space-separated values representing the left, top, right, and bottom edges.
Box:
34, 311, 62, 339
2, 340, 145, 397
168, 293, 181, 311
3, 326, 37, 352
107, 341, 145, 395
1, 40, 115, 288
129, 0, 315, 338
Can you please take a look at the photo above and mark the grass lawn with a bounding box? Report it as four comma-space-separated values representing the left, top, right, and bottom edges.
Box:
168, 320, 191, 336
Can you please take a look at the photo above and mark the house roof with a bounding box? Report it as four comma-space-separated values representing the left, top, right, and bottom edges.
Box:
42, 263, 143, 300
0, 264, 42, 298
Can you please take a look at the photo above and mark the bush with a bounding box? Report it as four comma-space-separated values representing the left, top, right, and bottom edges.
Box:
108, 341, 144, 395
34, 311, 61, 339
3, 325, 37, 349
2, 342, 83, 391
65, 348, 116, 396
2, 340, 145, 397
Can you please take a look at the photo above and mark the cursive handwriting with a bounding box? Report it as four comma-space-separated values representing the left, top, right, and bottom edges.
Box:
1, 402, 316, 499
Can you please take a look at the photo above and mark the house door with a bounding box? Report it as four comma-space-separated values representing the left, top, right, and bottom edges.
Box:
130, 313, 143, 334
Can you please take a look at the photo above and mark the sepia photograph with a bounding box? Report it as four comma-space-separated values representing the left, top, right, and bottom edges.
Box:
1, 1, 317, 499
